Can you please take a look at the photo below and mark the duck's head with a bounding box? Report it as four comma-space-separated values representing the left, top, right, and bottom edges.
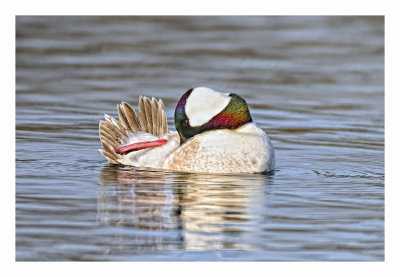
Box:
174, 87, 253, 144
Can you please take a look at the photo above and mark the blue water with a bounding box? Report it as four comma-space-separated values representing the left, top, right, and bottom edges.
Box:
16, 16, 384, 261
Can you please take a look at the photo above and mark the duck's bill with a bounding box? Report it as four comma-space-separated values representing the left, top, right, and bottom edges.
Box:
116, 139, 167, 155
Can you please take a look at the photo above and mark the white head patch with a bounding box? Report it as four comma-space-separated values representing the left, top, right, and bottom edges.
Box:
185, 87, 231, 127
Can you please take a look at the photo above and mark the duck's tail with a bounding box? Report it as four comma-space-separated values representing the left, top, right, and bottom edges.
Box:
98, 96, 168, 164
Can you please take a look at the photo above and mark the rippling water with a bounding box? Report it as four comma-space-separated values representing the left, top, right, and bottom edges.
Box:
16, 16, 384, 261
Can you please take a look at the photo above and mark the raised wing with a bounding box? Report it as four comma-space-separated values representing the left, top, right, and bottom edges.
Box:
98, 96, 168, 164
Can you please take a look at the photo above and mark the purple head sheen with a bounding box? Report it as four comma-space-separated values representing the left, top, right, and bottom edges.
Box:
174, 89, 194, 142
175, 89, 192, 116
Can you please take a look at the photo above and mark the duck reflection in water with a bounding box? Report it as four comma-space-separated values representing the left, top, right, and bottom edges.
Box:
98, 165, 272, 251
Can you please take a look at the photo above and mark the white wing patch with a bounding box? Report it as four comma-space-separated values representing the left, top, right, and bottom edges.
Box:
185, 87, 231, 127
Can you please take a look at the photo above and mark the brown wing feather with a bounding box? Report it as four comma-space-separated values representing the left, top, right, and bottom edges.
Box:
143, 97, 153, 135
151, 97, 159, 136
122, 102, 140, 132
138, 96, 148, 133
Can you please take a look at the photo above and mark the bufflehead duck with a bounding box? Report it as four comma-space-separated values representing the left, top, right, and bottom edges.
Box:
99, 87, 275, 173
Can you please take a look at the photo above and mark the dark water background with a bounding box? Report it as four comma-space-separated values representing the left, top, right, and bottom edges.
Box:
16, 16, 384, 261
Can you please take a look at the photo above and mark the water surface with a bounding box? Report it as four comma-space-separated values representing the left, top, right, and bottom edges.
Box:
16, 16, 384, 261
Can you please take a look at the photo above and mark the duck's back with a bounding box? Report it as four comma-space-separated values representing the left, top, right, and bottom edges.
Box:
164, 123, 275, 174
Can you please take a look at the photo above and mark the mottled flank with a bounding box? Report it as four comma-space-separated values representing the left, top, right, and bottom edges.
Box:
166, 139, 201, 172
164, 123, 274, 174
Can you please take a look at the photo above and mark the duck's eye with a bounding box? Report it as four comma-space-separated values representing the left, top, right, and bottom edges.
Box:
184, 119, 189, 126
